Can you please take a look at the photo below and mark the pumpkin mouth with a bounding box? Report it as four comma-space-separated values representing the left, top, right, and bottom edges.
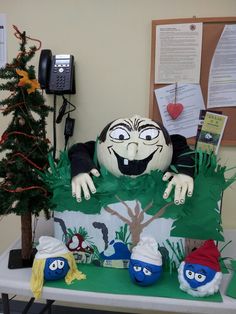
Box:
135, 277, 143, 283
112, 149, 157, 176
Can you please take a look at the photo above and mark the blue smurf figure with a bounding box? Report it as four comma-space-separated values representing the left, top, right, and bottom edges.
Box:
128, 237, 163, 286
30, 236, 86, 299
44, 257, 70, 281
178, 240, 222, 297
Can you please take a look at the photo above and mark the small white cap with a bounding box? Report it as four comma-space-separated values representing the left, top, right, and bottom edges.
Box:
131, 236, 162, 266
35, 236, 69, 259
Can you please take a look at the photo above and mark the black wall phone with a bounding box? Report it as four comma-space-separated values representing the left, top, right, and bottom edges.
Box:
38, 49, 76, 155
38, 49, 75, 94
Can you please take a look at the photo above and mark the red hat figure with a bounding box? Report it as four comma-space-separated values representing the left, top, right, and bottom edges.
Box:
178, 240, 222, 297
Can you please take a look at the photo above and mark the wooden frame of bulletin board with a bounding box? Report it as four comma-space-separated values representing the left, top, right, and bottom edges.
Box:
149, 17, 236, 146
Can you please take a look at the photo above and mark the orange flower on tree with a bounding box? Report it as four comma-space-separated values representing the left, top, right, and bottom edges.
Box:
16, 69, 40, 94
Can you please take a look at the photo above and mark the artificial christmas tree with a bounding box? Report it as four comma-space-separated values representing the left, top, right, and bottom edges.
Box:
0, 25, 52, 268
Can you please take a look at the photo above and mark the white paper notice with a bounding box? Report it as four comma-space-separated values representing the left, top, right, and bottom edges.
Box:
207, 25, 236, 108
0, 14, 7, 68
155, 84, 205, 138
155, 23, 202, 84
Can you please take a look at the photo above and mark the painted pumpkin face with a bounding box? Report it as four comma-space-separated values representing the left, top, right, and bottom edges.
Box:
97, 115, 173, 177
129, 259, 162, 286
178, 260, 223, 297
183, 263, 217, 289
44, 257, 69, 281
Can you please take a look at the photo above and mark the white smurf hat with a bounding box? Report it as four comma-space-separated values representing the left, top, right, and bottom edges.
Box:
35, 236, 69, 260
131, 236, 162, 266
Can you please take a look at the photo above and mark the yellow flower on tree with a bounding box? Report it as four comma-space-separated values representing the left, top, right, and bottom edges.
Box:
16, 69, 40, 94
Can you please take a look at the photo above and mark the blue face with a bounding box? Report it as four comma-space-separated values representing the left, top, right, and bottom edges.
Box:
183, 263, 217, 289
44, 257, 69, 281
129, 259, 162, 286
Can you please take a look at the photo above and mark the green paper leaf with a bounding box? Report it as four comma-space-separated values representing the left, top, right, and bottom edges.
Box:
40, 151, 236, 241
226, 260, 236, 298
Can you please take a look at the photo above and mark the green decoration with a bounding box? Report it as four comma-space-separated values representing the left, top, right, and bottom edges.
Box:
0, 26, 52, 263
226, 260, 236, 299
45, 264, 222, 302
40, 151, 171, 214
164, 239, 185, 273
41, 149, 236, 242
171, 151, 236, 241
115, 224, 131, 246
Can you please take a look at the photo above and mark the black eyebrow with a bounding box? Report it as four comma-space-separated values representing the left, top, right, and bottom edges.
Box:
110, 122, 132, 132
138, 124, 160, 132
198, 269, 207, 275
187, 265, 195, 270
124, 119, 133, 129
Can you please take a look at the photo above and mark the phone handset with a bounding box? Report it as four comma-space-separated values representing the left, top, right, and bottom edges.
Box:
38, 49, 52, 90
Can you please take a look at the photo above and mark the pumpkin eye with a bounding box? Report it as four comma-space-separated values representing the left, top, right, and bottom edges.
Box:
110, 128, 130, 140
49, 260, 58, 271
195, 273, 206, 282
133, 265, 142, 272
143, 267, 152, 276
185, 270, 195, 279
139, 128, 159, 140
57, 260, 65, 269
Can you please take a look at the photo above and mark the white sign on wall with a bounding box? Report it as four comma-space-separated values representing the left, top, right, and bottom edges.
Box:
0, 14, 7, 68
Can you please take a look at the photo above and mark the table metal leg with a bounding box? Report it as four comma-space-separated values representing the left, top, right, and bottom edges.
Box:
46, 299, 53, 314
22, 297, 35, 314
1, 293, 10, 314
37, 299, 54, 314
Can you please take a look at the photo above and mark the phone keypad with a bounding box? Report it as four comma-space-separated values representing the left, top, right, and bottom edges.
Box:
49, 62, 73, 93
56, 75, 66, 89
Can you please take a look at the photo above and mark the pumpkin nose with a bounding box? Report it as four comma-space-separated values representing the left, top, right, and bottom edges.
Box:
127, 142, 138, 160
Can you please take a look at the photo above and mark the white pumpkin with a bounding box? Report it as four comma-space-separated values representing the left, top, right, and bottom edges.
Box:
96, 115, 173, 177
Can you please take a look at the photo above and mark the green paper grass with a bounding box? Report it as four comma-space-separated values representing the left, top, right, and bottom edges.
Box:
44, 264, 222, 302
226, 260, 236, 299
40, 151, 236, 241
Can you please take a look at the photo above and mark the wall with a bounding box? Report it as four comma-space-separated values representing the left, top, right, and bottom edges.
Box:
0, 0, 236, 310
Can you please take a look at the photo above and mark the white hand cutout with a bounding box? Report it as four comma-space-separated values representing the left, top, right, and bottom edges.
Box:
162, 172, 194, 205
71, 168, 100, 202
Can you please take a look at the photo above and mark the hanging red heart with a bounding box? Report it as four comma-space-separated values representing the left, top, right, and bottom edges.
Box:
167, 103, 184, 120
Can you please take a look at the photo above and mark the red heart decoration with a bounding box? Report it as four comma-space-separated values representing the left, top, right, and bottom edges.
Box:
167, 103, 184, 120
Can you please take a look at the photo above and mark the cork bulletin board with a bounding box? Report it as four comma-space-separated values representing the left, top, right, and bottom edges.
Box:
149, 17, 236, 146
